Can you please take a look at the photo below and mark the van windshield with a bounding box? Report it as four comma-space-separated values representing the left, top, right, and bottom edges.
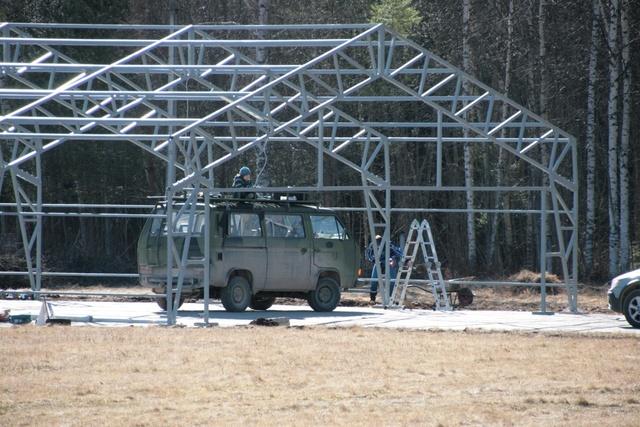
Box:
311, 215, 348, 240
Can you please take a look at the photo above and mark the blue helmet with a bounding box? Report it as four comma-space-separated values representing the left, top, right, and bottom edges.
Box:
239, 166, 251, 177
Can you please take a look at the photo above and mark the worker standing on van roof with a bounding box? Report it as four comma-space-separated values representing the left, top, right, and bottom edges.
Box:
232, 166, 254, 198
365, 234, 403, 304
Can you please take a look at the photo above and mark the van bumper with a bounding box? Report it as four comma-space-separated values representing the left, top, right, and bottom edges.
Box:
138, 265, 204, 289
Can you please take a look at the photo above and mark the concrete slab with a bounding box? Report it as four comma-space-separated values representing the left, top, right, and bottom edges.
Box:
0, 299, 638, 334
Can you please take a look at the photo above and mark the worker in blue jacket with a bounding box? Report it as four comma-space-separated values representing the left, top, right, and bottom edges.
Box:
365, 234, 403, 304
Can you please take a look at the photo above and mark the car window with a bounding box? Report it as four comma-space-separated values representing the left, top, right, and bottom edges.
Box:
228, 213, 262, 237
265, 214, 305, 238
155, 208, 204, 235
311, 215, 348, 240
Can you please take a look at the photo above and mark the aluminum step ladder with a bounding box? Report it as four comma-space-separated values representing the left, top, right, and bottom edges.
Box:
389, 219, 452, 311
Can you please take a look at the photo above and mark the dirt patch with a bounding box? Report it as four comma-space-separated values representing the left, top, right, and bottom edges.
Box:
338, 284, 610, 313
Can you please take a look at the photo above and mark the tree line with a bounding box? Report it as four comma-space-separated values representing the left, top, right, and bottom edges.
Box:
0, 0, 638, 283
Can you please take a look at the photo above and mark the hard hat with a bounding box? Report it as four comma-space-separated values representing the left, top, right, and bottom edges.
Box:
239, 166, 251, 177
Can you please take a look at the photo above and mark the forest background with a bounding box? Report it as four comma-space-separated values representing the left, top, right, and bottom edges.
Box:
0, 0, 638, 286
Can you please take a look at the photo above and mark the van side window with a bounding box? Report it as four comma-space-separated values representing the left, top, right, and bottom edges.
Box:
311, 215, 348, 240
265, 214, 305, 238
158, 211, 204, 235
228, 213, 262, 237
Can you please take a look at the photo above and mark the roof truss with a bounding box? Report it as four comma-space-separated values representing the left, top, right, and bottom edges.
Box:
0, 23, 578, 315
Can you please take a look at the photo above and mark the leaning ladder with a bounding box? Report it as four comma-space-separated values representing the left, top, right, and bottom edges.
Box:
389, 219, 452, 311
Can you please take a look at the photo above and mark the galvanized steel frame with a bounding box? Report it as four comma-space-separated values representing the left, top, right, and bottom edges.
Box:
0, 23, 578, 322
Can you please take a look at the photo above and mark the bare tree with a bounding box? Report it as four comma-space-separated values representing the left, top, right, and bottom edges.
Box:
605, 0, 621, 276
619, 0, 631, 272
584, 0, 601, 276
489, 0, 515, 270
462, 0, 476, 269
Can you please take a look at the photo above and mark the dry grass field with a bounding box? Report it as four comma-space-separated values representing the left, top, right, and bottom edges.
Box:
1, 323, 639, 426
2, 281, 638, 426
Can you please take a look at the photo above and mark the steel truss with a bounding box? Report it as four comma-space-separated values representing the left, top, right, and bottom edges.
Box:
0, 23, 578, 322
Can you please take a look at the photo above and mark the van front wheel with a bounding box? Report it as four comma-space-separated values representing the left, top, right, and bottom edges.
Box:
221, 276, 251, 312
308, 278, 340, 312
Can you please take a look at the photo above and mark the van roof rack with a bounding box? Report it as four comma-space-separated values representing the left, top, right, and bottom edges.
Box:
152, 191, 322, 208
223, 197, 322, 209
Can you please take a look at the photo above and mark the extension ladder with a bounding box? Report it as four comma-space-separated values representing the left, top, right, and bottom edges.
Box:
389, 219, 452, 311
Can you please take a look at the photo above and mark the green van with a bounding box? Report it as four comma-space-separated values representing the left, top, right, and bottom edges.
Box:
137, 198, 361, 313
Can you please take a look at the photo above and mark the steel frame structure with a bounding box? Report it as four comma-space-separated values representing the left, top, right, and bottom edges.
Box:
0, 23, 578, 323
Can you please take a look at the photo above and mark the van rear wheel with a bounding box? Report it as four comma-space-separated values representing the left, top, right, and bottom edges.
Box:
308, 278, 340, 312
221, 276, 251, 312
156, 296, 185, 311
249, 296, 276, 311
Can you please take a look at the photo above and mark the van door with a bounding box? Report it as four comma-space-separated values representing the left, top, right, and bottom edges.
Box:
143, 206, 205, 266
264, 213, 311, 290
221, 211, 267, 290
310, 215, 358, 287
